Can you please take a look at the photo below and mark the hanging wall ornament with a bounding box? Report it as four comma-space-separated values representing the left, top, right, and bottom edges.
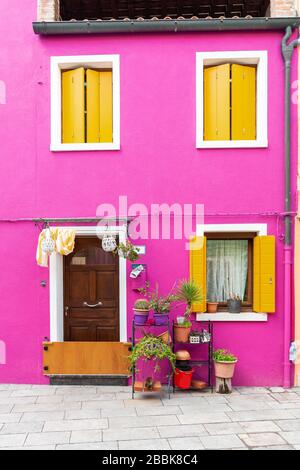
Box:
102, 234, 117, 252
41, 227, 56, 255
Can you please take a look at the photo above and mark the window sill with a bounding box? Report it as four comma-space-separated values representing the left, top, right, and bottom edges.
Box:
51, 143, 120, 152
196, 139, 268, 149
196, 312, 268, 322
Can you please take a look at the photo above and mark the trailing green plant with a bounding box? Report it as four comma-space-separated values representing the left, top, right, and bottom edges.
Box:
139, 283, 177, 314
129, 335, 176, 372
115, 240, 139, 262
133, 299, 150, 311
213, 349, 237, 363
176, 279, 202, 321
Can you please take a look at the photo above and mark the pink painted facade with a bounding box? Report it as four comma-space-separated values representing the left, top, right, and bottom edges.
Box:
0, 1, 298, 385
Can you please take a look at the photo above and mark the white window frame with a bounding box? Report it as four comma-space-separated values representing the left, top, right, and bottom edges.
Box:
50, 55, 120, 152
196, 50, 268, 149
195, 223, 268, 321
49, 225, 127, 342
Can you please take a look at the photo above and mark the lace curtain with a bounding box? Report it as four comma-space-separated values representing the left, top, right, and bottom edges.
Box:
207, 240, 248, 302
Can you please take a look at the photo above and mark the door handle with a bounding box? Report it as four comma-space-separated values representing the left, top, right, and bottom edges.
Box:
83, 301, 103, 308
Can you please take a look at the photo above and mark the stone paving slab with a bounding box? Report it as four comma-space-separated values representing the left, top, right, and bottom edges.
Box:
239, 432, 287, 447
118, 438, 171, 450
168, 437, 204, 450
157, 424, 207, 438
0, 385, 300, 450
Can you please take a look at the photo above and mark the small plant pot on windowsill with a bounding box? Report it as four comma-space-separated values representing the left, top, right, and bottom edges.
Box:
153, 313, 169, 326
207, 302, 218, 313
227, 299, 242, 314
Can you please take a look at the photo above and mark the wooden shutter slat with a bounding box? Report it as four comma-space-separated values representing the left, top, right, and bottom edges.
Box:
190, 236, 207, 312
62, 68, 85, 144
204, 64, 230, 141
86, 69, 100, 143
99, 71, 113, 143
231, 64, 256, 140
253, 236, 275, 313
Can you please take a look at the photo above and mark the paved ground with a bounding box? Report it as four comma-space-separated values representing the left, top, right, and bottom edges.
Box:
0, 384, 300, 450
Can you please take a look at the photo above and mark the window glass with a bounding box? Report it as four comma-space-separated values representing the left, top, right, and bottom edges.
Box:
206, 239, 248, 302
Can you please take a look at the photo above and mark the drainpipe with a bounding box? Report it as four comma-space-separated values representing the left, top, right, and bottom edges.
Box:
281, 27, 299, 388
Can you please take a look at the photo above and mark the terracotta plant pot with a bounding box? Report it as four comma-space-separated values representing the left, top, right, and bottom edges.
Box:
174, 324, 191, 343
175, 350, 191, 361
207, 302, 218, 313
214, 360, 237, 379
191, 379, 207, 390
157, 331, 172, 345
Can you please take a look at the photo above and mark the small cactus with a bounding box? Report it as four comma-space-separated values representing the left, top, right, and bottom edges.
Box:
133, 299, 150, 311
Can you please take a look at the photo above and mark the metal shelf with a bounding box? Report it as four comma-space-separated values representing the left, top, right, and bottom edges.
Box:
172, 320, 214, 394
131, 319, 173, 400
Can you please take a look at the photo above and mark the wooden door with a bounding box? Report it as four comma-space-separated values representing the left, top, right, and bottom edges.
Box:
64, 237, 119, 342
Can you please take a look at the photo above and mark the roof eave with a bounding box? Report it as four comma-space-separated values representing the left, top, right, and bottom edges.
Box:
33, 17, 300, 35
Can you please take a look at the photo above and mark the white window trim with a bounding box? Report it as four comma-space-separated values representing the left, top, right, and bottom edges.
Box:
196, 50, 268, 149
50, 55, 120, 152
196, 223, 268, 322
49, 225, 127, 342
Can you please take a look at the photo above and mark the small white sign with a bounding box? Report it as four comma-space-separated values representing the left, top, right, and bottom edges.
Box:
134, 245, 146, 255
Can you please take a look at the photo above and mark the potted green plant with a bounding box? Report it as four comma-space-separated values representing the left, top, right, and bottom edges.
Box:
129, 334, 176, 373
213, 349, 238, 380
174, 279, 202, 343
115, 240, 140, 262
227, 294, 242, 313
139, 283, 177, 326
133, 299, 151, 326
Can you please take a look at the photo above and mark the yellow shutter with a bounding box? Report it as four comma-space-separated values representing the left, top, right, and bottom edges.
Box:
231, 64, 256, 140
62, 68, 85, 143
253, 236, 276, 313
86, 69, 100, 143
204, 64, 230, 141
190, 236, 207, 312
99, 71, 113, 143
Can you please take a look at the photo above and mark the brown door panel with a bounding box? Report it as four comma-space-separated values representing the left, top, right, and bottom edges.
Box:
66, 326, 95, 342
64, 237, 120, 343
69, 309, 118, 320
96, 327, 119, 342
68, 318, 118, 327
96, 272, 118, 300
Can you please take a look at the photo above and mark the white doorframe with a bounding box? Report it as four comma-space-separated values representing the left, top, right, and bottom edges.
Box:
49, 225, 127, 342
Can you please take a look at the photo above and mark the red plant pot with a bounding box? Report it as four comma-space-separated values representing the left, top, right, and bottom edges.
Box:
174, 368, 194, 389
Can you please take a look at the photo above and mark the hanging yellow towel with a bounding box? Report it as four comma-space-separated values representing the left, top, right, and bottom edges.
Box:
36, 228, 76, 267
36, 228, 57, 267
56, 229, 76, 256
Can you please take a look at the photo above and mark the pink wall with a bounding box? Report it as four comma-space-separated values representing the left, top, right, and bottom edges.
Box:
0, 1, 298, 385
